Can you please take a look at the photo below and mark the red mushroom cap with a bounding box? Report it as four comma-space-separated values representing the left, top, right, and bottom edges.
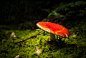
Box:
36, 22, 70, 38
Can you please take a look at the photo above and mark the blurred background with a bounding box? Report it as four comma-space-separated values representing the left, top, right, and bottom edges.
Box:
0, 0, 86, 30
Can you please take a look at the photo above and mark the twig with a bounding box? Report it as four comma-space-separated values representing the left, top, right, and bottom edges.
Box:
13, 31, 44, 44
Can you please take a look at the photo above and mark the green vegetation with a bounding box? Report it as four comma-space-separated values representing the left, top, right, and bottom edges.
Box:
0, 1, 86, 58
0, 19, 86, 58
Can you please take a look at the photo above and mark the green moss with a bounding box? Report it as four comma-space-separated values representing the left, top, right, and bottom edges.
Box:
0, 22, 86, 57
1, 1, 86, 57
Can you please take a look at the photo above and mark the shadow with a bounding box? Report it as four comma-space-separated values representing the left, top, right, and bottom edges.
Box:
44, 39, 77, 51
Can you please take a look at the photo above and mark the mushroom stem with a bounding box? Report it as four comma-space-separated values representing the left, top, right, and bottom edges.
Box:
50, 33, 55, 41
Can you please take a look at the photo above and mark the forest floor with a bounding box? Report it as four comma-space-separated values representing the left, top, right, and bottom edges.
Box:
0, 1, 86, 58
0, 18, 86, 58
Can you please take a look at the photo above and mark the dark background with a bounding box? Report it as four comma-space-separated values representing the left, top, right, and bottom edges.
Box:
0, 0, 86, 29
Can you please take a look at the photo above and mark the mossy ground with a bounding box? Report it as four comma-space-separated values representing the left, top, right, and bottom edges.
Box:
1, 1, 86, 58
0, 19, 86, 58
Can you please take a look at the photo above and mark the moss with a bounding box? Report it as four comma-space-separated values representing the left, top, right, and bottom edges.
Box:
0, 21, 86, 57
0, 1, 86, 57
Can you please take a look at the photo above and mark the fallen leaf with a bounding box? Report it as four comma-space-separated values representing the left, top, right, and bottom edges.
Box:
10, 32, 16, 37
36, 46, 41, 54
14, 55, 19, 58
73, 34, 77, 38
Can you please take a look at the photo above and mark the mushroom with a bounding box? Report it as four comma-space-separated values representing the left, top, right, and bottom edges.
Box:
36, 22, 70, 41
